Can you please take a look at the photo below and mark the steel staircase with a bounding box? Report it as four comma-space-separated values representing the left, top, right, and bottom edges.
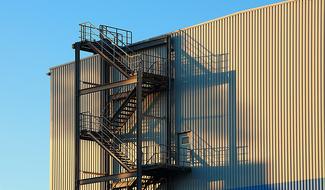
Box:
105, 84, 159, 130
78, 22, 175, 189
80, 84, 158, 171
109, 87, 137, 129
79, 22, 142, 78
80, 114, 136, 172
79, 22, 154, 170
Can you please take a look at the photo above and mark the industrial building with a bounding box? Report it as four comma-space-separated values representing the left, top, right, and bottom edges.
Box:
49, 0, 324, 189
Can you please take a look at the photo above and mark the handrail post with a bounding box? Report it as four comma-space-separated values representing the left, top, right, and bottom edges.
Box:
99, 25, 104, 40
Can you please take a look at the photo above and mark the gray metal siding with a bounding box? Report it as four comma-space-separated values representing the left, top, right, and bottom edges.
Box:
50, 55, 107, 190
50, 0, 325, 189
171, 0, 324, 189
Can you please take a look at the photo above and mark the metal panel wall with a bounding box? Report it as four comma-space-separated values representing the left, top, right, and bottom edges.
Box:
50, 55, 107, 190
50, 0, 324, 189
171, 0, 324, 189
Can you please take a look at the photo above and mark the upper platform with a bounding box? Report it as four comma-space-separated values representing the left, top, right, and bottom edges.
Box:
74, 22, 170, 79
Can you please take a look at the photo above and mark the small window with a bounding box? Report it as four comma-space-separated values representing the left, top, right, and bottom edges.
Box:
182, 136, 190, 144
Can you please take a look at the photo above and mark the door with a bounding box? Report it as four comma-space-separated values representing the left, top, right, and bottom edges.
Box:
178, 131, 192, 166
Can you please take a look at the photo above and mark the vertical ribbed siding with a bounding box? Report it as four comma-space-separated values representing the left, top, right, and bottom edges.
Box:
171, 0, 324, 189
50, 0, 324, 189
50, 55, 106, 190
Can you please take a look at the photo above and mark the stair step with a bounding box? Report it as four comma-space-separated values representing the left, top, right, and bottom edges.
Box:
121, 110, 134, 113
113, 121, 125, 124
119, 113, 133, 116
112, 180, 135, 189
124, 105, 136, 109
117, 115, 129, 119
110, 123, 122, 127
123, 107, 135, 111
115, 118, 130, 121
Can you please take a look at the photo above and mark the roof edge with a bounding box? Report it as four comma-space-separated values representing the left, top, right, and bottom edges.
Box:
176, 0, 293, 31
49, 54, 99, 71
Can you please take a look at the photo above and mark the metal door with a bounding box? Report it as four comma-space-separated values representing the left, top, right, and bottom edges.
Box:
178, 131, 192, 166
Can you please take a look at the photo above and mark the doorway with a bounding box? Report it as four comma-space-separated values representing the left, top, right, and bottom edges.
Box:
178, 131, 192, 166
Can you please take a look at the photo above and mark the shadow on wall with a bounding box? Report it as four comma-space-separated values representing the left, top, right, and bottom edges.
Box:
171, 31, 267, 189
108, 31, 268, 189
172, 163, 266, 189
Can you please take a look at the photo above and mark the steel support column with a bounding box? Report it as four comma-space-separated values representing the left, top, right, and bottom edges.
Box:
166, 35, 172, 166
136, 71, 143, 189
74, 43, 81, 190
102, 58, 111, 190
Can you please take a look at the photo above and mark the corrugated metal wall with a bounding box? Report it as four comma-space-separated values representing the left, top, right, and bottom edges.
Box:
171, 0, 324, 189
50, 0, 324, 189
50, 55, 108, 190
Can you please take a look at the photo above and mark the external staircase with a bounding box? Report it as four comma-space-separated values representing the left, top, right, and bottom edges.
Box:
75, 22, 190, 189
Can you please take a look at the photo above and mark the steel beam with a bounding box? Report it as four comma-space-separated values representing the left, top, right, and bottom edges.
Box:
74, 43, 81, 190
136, 71, 143, 189
80, 172, 136, 185
80, 75, 137, 95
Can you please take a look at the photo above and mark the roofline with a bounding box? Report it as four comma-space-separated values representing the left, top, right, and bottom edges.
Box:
176, 0, 292, 31
49, 0, 295, 70
49, 54, 99, 71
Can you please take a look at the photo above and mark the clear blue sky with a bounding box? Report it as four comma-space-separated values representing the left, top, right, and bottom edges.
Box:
0, 0, 282, 189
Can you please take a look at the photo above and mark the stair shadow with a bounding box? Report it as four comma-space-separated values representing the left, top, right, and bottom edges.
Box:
169, 31, 268, 189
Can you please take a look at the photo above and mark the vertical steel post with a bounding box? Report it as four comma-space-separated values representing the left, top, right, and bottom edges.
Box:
228, 71, 237, 166
166, 36, 172, 165
74, 43, 81, 190
103, 58, 111, 189
136, 71, 143, 190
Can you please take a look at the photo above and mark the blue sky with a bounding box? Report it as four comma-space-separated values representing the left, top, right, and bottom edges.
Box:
0, 0, 282, 189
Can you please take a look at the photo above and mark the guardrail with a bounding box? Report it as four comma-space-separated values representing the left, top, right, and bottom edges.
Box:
142, 144, 191, 166
80, 22, 168, 76
192, 146, 248, 167
80, 113, 137, 164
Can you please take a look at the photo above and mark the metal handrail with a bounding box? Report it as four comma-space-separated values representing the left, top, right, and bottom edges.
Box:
99, 25, 163, 74
80, 22, 167, 74
80, 113, 137, 158
87, 34, 139, 72
98, 127, 136, 163
99, 24, 132, 47
80, 22, 141, 73
81, 114, 197, 167
142, 144, 192, 166
81, 116, 137, 167
80, 22, 136, 59
191, 146, 248, 166
81, 114, 124, 145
